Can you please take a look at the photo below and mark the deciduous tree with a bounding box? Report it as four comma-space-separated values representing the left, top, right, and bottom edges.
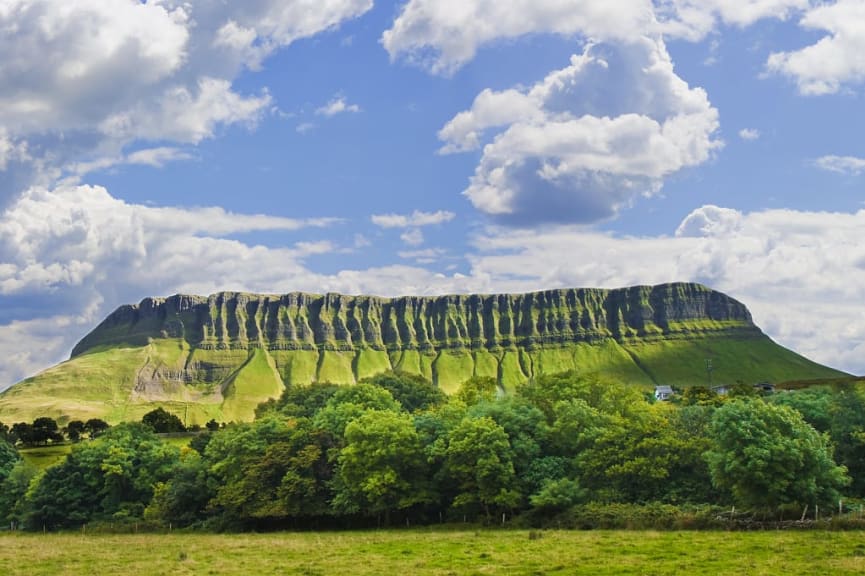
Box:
705, 400, 848, 509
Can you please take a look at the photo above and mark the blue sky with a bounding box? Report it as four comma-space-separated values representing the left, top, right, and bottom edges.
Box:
1, 0, 864, 389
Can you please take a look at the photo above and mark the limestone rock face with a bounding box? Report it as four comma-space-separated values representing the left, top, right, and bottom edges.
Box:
71, 283, 757, 357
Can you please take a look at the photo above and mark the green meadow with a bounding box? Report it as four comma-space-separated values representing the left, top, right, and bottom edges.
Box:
2, 530, 864, 575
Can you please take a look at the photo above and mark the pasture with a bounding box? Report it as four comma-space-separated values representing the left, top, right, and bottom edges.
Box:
2, 529, 864, 575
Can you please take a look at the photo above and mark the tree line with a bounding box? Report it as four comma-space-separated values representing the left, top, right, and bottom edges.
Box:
0, 371, 862, 531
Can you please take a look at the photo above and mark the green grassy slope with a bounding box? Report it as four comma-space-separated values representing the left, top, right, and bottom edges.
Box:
220, 348, 285, 422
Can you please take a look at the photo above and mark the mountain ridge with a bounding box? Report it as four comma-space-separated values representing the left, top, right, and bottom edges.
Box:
0, 282, 846, 424
72, 282, 758, 356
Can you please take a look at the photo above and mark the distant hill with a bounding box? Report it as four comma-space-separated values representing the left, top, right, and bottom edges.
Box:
0, 282, 846, 424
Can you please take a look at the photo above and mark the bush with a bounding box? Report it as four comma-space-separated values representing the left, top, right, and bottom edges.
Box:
522, 502, 727, 530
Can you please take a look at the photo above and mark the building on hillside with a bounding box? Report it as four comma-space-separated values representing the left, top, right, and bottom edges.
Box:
654, 385, 675, 401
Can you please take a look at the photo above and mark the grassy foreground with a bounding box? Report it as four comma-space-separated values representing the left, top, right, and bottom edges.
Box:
2, 529, 865, 575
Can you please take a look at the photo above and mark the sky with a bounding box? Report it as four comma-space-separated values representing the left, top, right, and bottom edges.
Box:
0, 0, 864, 390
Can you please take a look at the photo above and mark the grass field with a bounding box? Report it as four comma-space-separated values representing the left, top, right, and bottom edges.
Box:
18, 444, 73, 470
1, 529, 864, 575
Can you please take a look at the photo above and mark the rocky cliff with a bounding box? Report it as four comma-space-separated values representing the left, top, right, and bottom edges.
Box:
72, 282, 757, 356
0, 283, 844, 424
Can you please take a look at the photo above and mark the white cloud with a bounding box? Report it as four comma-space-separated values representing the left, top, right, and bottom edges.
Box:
441, 38, 721, 225
316, 96, 361, 117
738, 128, 761, 141
383, 0, 654, 75
68, 147, 196, 177
296, 122, 316, 135
656, 0, 810, 41
383, 0, 810, 74
400, 229, 425, 246
814, 155, 865, 175
398, 247, 447, 264
0, 0, 373, 204
371, 210, 456, 228
125, 147, 194, 168
0, 184, 341, 297
767, 0, 865, 95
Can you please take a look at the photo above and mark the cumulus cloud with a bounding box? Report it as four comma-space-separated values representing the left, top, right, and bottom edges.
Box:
0, 184, 343, 300
316, 96, 361, 117
767, 0, 865, 95
815, 155, 865, 175
371, 210, 456, 228
383, 0, 810, 74
383, 0, 653, 75
440, 38, 721, 225
656, 0, 810, 41
0, 0, 373, 205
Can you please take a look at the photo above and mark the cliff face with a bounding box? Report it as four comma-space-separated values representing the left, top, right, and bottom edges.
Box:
72, 283, 756, 357
2, 282, 842, 425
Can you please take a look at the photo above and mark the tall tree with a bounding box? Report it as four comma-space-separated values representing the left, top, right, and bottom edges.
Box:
705, 400, 849, 509
0, 438, 19, 484
30, 417, 63, 446
361, 371, 446, 413
25, 423, 180, 529
142, 408, 186, 433
333, 410, 429, 522
444, 416, 520, 517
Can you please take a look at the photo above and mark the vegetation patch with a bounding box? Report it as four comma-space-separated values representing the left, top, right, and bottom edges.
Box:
3, 530, 865, 575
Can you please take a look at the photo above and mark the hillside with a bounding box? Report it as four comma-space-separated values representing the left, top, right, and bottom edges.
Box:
0, 283, 846, 424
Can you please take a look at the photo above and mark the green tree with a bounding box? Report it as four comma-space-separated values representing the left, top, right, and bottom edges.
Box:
65, 420, 86, 443
10, 422, 34, 446
468, 398, 548, 502
444, 416, 520, 517
142, 408, 186, 433
257, 382, 340, 419
84, 418, 109, 439
827, 386, 865, 495
312, 383, 402, 438
145, 449, 213, 528
455, 376, 499, 406
681, 386, 722, 407
203, 417, 336, 526
25, 423, 180, 529
0, 461, 37, 528
770, 387, 834, 433
0, 438, 20, 493
576, 404, 712, 504
30, 417, 63, 446
361, 371, 446, 413
705, 400, 849, 509
333, 410, 429, 522
529, 478, 586, 513
519, 372, 645, 424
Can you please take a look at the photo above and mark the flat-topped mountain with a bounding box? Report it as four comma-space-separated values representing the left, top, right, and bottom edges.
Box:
0, 283, 845, 424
